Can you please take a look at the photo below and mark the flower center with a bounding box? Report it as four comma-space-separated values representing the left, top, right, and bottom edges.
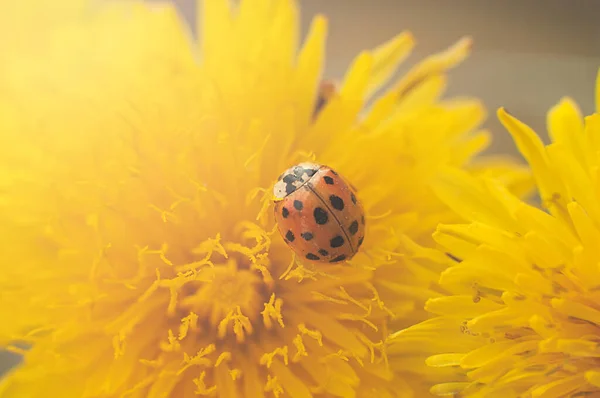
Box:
180, 260, 265, 342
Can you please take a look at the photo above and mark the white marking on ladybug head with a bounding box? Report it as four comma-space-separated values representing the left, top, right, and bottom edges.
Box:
272, 162, 322, 200
273, 180, 289, 200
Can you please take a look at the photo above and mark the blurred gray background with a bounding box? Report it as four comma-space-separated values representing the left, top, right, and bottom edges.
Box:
2, 0, 600, 379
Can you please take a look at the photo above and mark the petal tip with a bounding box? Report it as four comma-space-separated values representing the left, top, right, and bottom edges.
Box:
312, 13, 329, 31
399, 30, 416, 46
497, 107, 515, 124
458, 35, 473, 49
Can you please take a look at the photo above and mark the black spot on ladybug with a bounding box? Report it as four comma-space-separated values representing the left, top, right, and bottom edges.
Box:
304, 168, 317, 177
293, 200, 303, 211
306, 253, 320, 261
351, 192, 357, 205
314, 207, 328, 225
283, 174, 299, 183
330, 254, 346, 263
330, 235, 344, 248
323, 176, 334, 185
301, 232, 314, 241
285, 230, 295, 242
358, 236, 364, 247
361, 215, 365, 225
285, 183, 296, 195
329, 195, 344, 211
349, 220, 359, 235
318, 249, 329, 256
281, 207, 289, 218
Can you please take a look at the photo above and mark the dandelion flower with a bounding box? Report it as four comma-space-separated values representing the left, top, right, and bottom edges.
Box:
391, 70, 600, 397
0, 0, 528, 396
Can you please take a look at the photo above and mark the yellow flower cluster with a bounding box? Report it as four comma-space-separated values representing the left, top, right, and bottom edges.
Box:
4, 0, 595, 397
392, 73, 600, 397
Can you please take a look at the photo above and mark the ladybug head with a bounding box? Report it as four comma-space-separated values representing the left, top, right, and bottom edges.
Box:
272, 162, 322, 200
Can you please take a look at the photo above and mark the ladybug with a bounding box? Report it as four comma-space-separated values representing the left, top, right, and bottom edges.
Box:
273, 162, 365, 263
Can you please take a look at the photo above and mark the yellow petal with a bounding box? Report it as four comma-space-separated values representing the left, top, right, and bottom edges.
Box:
438, 247, 520, 292
394, 73, 447, 112
240, 355, 266, 398
454, 130, 492, 166
465, 355, 516, 384
430, 382, 471, 396
308, 52, 372, 150
393, 37, 472, 97
295, 15, 327, 127
298, 354, 358, 397
432, 226, 478, 261
215, 362, 239, 398
584, 114, 600, 156
290, 307, 368, 358
551, 297, 600, 326
367, 31, 414, 99
270, 359, 312, 398
389, 317, 484, 355
497, 107, 567, 215
521, 230, 568, 269
568, 201, 600, 252
529, 314, 558, 339
460, 340, 518, 369
469, 156, 535, 199
339, 51, 373, 105
546, 142, 600, 223
596, 67, 600, 113
585, 370, 600, 388
530, 375, 584, 398
146, 361, 183, 398
199, 0, 232, 57
513, 273, 554, 298
547, 97, 584, 157
466, 308, 526, 334
425, 296, 503, 318
435, 222, 525, 261
556, 339, 600, 357
431, 168, 517, 232
426, 353, 467, 367
512, 195, 579, 250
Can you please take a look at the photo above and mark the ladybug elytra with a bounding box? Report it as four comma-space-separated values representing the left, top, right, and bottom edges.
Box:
273, 162, 365, 263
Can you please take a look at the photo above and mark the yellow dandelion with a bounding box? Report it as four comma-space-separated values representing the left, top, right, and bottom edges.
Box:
391, 70, 600, 397
0, 0, 528, 397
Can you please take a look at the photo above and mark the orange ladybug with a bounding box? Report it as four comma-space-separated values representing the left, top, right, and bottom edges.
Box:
273, 162, 365, 263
